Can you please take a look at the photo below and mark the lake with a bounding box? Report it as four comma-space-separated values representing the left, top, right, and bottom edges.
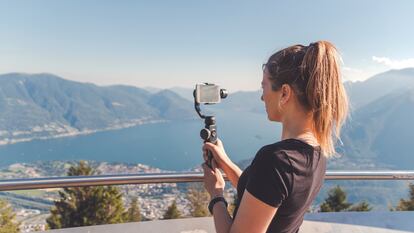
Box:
0, 110, 281, 171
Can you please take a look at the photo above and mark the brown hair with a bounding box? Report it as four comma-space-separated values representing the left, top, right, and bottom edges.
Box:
265, 41, 348, 157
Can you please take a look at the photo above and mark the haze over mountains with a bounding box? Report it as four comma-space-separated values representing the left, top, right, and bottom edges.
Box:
0, 73, 194, 145
345, 68, 414, 110
1, 68, 414, 169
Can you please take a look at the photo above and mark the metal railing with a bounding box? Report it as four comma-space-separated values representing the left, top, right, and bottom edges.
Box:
1, 171, 414, 191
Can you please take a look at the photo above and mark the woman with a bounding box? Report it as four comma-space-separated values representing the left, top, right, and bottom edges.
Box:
202, 41, 349, 233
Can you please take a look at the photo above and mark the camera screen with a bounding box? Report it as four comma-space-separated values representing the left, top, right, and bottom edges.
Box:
196, 84, 221, 104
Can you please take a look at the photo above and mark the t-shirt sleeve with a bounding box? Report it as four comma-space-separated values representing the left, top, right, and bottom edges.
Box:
245, 147, 291, 208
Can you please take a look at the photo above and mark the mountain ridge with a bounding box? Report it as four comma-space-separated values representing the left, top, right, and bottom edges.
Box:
344, 68, 414, 110
0, 73, 195, 145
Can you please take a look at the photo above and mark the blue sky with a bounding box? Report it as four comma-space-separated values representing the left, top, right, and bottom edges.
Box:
1, 0, 413, 91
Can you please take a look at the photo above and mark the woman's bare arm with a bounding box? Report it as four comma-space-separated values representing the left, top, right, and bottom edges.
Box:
211, 190, 278, 233
212, 201, 233, 233
229, 190, 277, 233
221, 161, 242, 188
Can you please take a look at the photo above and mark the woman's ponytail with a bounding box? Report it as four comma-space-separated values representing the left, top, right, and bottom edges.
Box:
301, 41, 349, 157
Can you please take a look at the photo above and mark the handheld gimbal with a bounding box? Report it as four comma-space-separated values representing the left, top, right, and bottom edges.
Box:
193, 83, 228, 169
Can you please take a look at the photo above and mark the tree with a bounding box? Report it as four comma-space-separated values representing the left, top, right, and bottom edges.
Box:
348, 200, 372, 212
0, 199, 20, 233
125, 197, 142, 222
320, 185, 352, 212
320, 185, 373, 212
395, 183, 414, 211
187, 184, 210, 217
163, 200, 182, 219
46, 161, 126, 229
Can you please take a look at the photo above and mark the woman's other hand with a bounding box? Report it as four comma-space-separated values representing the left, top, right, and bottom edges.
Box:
202, 138, 231, 170
202, 159, 225, 197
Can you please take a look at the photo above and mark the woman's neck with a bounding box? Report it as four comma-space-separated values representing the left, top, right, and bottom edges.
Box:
280, 111, 319, 146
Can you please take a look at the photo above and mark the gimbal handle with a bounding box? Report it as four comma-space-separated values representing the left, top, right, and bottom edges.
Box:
200, 116, 217, 169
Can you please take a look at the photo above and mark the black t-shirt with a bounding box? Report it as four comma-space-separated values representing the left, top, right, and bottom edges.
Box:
233, 138, 326, 233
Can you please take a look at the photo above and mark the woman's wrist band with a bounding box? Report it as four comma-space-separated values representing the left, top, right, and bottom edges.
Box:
208, 196, 228, 215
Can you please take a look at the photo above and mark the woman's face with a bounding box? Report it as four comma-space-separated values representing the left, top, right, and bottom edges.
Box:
261, 68, 282, 121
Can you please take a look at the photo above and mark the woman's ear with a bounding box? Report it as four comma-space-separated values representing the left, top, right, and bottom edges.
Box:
280, 84, 291, 105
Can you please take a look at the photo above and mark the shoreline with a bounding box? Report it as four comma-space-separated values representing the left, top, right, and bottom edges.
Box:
0, 118, 168, 147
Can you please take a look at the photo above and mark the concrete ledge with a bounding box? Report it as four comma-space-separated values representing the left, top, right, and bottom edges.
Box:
303, 211, 414, 233
41, 211, 414, 233
41, 217, 215, 233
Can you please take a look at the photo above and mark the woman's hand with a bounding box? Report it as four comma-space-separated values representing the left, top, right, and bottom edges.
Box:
202, 159, 225, 198
203, 139, 232, 170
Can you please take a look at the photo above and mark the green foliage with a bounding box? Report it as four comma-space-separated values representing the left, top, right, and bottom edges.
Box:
46, 161, 126, 229
348, 200, 373, 212
125, 197, 142, 222
320, 185, 373, 212
395, 183, 414, 211
163, 200, 182, 219
186, 184, 210, 217
0, 199, 20, 233
320, 185, 352, 212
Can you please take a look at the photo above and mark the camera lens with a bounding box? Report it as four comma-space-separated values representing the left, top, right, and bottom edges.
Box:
200, 128, 211, 140
220, 89, 228, 99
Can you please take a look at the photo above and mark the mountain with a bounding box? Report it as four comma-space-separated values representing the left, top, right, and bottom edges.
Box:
344, 68, 414, 110
0, 73, 194, 145
2, 68, 414, 169
213, 90, 264, 114
341, 88, 414, 169
148, 89, 196, 120
169, 87, 194, 101
144, 86, 163, 93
